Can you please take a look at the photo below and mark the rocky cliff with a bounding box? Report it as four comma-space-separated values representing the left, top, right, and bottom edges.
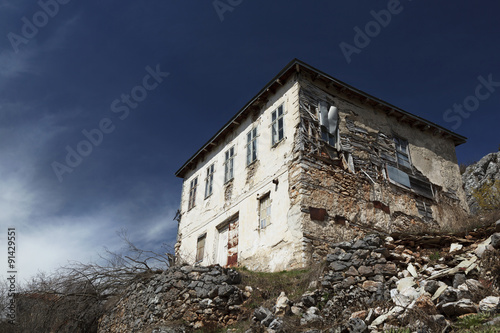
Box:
462, 151, 500, 214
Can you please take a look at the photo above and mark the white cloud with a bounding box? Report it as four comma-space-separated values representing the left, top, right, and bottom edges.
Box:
0, 110, 178, 284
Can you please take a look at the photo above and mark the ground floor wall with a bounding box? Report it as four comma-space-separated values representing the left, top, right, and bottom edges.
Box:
176, 169, 305, 272
288, 155, 469, 265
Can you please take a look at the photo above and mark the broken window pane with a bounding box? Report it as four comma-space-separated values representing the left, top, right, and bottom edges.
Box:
318, 101, 339, 148
410, 176, 434, 199
416, 199, 433, 220
387, 165, 411, 188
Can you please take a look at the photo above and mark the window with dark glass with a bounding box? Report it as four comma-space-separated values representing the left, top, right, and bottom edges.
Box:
271, 105, 284, 145
246, 128, 257, 165
224, 147, 234, 183
205, 164, 214, 198
394, 137, 411, 168
188, 176, 198, 210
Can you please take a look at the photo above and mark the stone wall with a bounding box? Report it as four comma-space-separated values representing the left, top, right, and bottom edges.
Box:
98, 265, 245, 332
288, 75, 469, 264
252, 230, 500, 332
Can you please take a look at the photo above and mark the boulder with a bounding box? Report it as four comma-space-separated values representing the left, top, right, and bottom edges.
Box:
347, 317, 368, 333
275, 292, 290, 316
491, 233, 500, 249
479, 296, 500, 313
441, 299, 478, 317
253, 306, 272, 322
300, 307, 323, 326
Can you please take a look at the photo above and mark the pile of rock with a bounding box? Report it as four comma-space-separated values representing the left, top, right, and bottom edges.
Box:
252, 231, 500, 332
98, 265, 245, 332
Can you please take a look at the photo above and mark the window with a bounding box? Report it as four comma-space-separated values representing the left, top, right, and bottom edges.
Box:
246, 128, 257, 165
387, 165, 434, 198
416, 200, 433, 220
205, 164, 214, 198
188, 176, 198, 210
318, 101, 339, 147
386, 165, 410, 188
271, 105, 284, 145
224, 147, 234, 183
196, 234, 206, 262
394, 137, 411, 169
259, 193, 271, 229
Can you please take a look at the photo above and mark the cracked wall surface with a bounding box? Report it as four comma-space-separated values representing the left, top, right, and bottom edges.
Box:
290, 73, 469, 264
175, 63, 468, 272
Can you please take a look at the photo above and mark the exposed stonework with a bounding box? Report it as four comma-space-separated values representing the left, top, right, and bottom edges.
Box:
98, 265, 244, 332
462, 151, 500, 214
252, 229, 500, 332
290, 75, 469, 265
175, 60, 468, 272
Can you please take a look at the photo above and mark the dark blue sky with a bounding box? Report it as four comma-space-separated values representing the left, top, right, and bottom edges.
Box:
0, 0, 498, 280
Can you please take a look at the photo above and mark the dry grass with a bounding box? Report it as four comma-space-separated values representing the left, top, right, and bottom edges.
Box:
440, 208, 500, 236
236, 265, 323, 307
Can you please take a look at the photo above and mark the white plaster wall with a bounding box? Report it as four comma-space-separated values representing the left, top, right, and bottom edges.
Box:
177, 79, 303, 271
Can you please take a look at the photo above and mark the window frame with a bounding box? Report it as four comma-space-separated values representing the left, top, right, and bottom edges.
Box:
258, 192, 271, 229
195, 233, 206, 263
394, 136, 411, 169
224, 146, 235, 183
188, 176, 198, 210
204, 163, 215, 199
246, 127, 258, 166
271, 105, 285, 146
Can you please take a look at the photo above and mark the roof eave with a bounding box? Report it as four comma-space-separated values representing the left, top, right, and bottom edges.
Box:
175, 59, 467, 178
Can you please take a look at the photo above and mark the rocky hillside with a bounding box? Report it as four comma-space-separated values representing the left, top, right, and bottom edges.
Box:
97, 222, 500, 333
462, 151, 500, 214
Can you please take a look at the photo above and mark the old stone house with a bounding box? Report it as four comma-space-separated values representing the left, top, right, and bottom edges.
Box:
174, 59, 468, 272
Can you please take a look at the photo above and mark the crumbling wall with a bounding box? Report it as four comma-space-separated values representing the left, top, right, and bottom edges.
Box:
290, 75, 468, 263
98, 265, 244, 332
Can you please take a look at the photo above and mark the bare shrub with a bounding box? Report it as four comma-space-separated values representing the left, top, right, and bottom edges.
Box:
1, 230, 174, 332
480, 248, 500, 293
